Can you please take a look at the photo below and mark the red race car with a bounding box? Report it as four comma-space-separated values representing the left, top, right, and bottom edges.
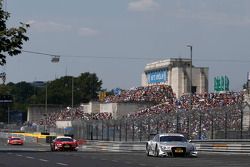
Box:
50, 136, 78, 151
7, 137, 24, 145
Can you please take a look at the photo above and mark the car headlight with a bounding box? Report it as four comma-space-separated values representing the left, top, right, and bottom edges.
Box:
56, 143, 62, 146
160, 145, 171, 150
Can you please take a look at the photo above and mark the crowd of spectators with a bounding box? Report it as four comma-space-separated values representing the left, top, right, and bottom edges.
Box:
126, 91, 244, 118
124, 91, 244, 139
104, 85, 174, 104
38, 106, 112, 127
36, 84, 245, 139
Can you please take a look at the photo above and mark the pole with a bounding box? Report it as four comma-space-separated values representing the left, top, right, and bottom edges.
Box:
45, 83, 48, 113
7, 105, 10, 124
72, 77, 74, 108
187, 45, 193, 94
240, 104, 243, 139
187, 45, 193, 139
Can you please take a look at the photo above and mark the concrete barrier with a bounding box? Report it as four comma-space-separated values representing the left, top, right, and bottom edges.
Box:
80, 141, 145, 152
80, 140, 250, 154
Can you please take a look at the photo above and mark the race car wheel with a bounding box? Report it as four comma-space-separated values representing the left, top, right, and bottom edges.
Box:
146, 144, 150, 156
51, 146, 55, 152
154, 145, 159, 157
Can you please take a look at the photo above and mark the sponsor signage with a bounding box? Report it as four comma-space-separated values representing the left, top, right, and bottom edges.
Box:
214, 75, 229, 92
147, 69, 167, 84
113, 88, 122, 96
98, 91, 106, 101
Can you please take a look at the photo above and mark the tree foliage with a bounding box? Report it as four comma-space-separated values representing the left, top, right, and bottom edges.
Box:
0, 0, 29, 65
74, 72, 102, 103
47, 72, 102, 105
2, 72, 102, 106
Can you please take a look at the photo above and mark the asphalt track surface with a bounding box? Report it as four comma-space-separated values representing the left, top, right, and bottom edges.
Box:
1, 139, 250, 167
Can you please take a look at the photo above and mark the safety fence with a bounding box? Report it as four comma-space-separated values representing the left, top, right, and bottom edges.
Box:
67, 103, 250, 141
4, 102, 249, 142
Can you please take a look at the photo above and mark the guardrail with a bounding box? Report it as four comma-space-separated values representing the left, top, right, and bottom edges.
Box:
191, 139, 250, 154
81, 141, 145, 152
80, 140, 250, 154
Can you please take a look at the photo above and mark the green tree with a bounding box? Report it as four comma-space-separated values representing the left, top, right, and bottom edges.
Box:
74, 72, 102, 103
44, 72, 102, 105
0, 0, 29, 65
7, 81, 34, 103
46, 77, 73, 105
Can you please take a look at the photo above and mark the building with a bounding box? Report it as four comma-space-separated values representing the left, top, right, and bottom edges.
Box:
141, 58, 208, 97
27, 104, 64, 123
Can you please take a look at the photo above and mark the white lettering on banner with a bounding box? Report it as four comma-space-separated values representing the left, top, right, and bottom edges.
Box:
147, 70, 167, 84
155, 73, 164, 80
150, 75, 155, 81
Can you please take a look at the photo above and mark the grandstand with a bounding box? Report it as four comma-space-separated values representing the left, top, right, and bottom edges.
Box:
25, 58, 250, 139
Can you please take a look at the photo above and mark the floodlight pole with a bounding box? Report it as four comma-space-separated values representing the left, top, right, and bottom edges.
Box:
7, 105, 10, 124
72, 77, 74, 108
45, 82, 48, 113
187, 45, 193, 94
187, 45, 193, 139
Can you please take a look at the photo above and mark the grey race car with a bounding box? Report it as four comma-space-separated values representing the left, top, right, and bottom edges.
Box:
146, 133, 198, 157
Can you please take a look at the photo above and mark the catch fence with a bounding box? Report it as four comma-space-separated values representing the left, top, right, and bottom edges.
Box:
68, 103, 250, 141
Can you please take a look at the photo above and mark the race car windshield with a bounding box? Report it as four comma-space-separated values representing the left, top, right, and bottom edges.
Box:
160, 136, 187, 142
57, 138, 73, 142
10, 138, 21, 140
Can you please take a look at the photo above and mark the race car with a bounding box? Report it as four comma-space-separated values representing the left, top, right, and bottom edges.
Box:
50, 136, 78, 151
7, 137, 24, 145
146, 133, 197, 157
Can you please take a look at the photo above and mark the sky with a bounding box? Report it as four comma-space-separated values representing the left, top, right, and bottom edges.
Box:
2, 0, 250, 92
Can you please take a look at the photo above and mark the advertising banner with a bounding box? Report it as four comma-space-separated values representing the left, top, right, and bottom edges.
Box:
214, 75, 229, 92
147, 69, 167, 84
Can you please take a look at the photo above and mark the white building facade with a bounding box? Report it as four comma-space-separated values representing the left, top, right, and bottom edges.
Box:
141, 58, 209, 98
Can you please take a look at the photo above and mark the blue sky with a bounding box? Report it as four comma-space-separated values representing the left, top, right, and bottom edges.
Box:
2, 0, 250, 92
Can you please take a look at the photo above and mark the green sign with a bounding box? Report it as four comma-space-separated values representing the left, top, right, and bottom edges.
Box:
214, 75, 229, 92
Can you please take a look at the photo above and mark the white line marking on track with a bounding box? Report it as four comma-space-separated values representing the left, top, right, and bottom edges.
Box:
101, 158, 107, 161
7, 153, 12, 155
56, 162, 68, 166
16, 154, 23, 157
39, 159, 48, 162
26, 156, 34, 159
